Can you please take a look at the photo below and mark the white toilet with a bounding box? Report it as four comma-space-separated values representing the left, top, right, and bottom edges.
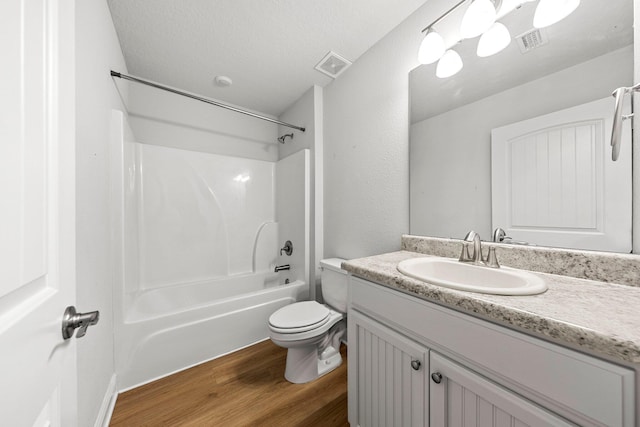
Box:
268, 258, 347, 384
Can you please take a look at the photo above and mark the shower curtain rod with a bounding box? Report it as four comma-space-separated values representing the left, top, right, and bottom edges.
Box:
110, 70, 306, 132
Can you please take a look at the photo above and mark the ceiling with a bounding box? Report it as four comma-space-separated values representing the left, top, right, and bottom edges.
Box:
107, 0, 428, 117
410, 0, 634, 123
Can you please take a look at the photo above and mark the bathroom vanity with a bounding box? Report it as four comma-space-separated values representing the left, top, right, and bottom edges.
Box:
344, 237, 640, 427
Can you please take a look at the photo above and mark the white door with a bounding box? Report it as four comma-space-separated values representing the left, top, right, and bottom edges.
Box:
491, 97, 632, 252
0, 0, 78, 425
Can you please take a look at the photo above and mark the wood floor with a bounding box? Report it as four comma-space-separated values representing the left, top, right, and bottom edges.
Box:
110, 340, 348, 426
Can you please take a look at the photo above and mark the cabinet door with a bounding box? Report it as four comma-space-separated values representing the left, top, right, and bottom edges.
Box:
429, 352, 573, 427
349, 310, 428, 427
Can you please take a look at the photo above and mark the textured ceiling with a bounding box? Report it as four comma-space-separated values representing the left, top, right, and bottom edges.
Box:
107, 0, 428, 117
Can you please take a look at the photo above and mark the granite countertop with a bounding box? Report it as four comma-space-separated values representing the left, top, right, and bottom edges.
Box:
343, 250, 640, 365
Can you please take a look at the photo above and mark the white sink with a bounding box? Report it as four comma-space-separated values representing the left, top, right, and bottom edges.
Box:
397, 257, 547, 296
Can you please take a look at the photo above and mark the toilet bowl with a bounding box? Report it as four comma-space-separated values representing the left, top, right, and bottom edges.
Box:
268, 258, 347, 384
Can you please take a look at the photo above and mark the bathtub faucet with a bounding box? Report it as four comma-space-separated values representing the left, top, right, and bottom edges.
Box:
274, 264, 290, 272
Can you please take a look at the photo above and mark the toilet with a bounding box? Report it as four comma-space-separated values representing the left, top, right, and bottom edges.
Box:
268, 258, 347, 384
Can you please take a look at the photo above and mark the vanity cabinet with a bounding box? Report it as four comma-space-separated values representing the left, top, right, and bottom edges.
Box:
347, 276, 636, 427
350, 310, 428, 426
429, 351, 572, 426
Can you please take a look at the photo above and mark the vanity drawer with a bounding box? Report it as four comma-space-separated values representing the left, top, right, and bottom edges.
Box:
349, 276, 635, 427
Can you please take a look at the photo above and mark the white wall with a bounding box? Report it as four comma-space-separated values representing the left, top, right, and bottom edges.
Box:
278, 86, 324, 299
323, 0, 451, 260
126, 84, 278, 162
75, 0, 128, 425
275, 150, 311, 287
410, 47, 633, 240
135, 144, 276, 289
323, 0, 640, 257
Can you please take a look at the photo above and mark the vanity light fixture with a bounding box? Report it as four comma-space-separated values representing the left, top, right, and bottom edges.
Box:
417, 0, 466, 66
533, 0, 580, 28
477, 22, 511, 57
498, 0, 528, 15
460, 0, 498, 39
417, 0, 580, 78
436, 49, 464, 78
418, 30, 446, 64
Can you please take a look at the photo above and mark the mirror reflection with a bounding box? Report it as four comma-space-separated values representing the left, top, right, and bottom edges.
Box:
409, 0, 634, 252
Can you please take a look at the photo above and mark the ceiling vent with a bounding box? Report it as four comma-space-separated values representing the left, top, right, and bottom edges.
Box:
516, 28, 548, 54
314, 51, 352, 79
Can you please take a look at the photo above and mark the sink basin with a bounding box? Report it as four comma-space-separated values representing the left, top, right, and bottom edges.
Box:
397, 257, 547, 295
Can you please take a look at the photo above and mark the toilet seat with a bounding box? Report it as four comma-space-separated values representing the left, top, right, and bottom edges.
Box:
269, 301, 330, 334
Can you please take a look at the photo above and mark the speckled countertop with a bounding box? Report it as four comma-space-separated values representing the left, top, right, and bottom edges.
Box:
343, 250, 640, 365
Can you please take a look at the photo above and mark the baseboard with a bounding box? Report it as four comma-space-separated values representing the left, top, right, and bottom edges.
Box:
94, 374, 118, 427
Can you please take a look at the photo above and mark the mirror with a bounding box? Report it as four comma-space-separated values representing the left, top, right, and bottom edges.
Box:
409, 0, 634, 252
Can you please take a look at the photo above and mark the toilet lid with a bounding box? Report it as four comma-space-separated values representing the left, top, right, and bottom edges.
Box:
269, 301, 330, 333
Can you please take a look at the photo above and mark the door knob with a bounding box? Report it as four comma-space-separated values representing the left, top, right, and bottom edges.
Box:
62, 306, 99, 339
411, 359, 421, 371
431, 372, 443, 384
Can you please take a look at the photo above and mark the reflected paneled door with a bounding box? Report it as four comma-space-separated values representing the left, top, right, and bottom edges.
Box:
492, 96, 632, 252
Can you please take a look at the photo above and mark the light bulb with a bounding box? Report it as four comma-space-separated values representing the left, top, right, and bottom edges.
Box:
436, 50, 463, 78
477, 22, 511, 57
460, 0, 497, 39
418, 30, 446, 64
533, 0, 580, 28
497, 0, 535, 17
497, 0, 521, 16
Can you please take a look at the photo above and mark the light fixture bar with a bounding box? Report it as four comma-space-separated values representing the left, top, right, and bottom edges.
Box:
421, 0, 469, 33
421, 0, 525, 34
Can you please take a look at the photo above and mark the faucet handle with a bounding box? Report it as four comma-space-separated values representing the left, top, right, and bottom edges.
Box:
280, 240, 293, 256
458, 242, 472, 262
483, 246, 500, 268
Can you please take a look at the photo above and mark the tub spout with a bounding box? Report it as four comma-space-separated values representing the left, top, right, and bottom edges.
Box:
274, 264, 290, 272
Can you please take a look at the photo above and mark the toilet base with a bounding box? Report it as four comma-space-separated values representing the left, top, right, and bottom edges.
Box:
284, 345, 343, 384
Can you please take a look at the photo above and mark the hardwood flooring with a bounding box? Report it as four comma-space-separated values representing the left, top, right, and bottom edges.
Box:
110, 340, 348, 426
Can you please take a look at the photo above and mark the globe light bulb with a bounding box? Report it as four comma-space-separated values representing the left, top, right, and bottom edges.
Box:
418, 30, 446, 64
461, 0, 497, 39
477, 22, 511, 57
533, 0, 580, 28
436, 50, 463, 78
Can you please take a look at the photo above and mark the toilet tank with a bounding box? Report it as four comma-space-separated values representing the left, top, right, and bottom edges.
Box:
320, 258, 348, 313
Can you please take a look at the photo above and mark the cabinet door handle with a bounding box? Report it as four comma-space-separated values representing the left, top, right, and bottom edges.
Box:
410, 360, 421, 371
431, 372, 443, 384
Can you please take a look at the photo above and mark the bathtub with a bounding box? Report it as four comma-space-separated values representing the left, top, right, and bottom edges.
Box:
116, 271, 308, 391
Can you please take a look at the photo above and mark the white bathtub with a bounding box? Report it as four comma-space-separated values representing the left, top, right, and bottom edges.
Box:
116, 272, 308, 391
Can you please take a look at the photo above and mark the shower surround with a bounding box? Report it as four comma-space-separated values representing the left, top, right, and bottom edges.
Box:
110, 111, 309, 390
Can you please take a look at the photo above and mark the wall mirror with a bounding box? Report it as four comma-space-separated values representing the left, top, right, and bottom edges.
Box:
409, 0, 634, 253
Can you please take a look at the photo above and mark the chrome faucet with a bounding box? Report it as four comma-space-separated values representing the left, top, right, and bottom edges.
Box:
459, 231, 483, 264
459, 231, 500, 268
274, 264, 290, 272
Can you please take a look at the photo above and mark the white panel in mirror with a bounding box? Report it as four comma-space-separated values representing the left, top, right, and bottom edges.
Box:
491, 97, 632, 252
